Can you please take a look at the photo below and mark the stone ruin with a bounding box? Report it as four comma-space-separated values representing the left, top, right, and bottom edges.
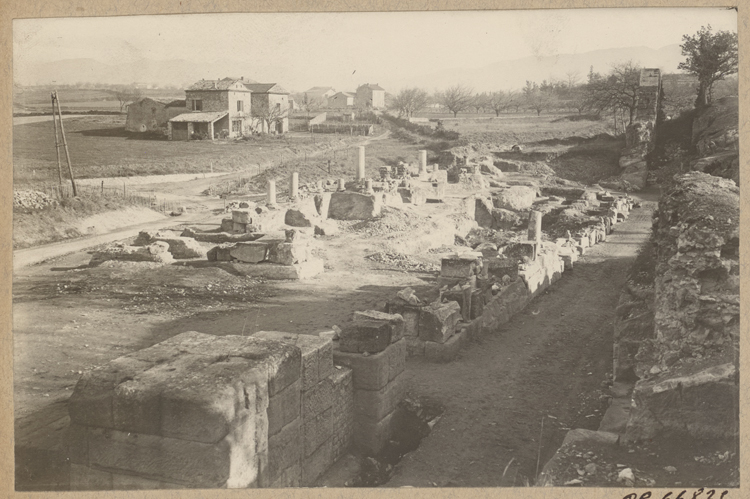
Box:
382, 190, 635, 363
66, 309, 408, 490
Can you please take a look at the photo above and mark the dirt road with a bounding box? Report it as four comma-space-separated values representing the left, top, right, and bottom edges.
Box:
386, 190, 659, 487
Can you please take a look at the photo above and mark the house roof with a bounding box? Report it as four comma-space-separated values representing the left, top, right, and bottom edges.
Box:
165, 99, 187, 108
188, 78, 252, 91
244, 83, 289, 94
305, 86, 335, 93
332, 92, 355, 98
358, 83, 385, 91
169, 111, 228, 123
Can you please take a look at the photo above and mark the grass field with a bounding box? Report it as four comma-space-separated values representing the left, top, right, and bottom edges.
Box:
12, 115, 366, 187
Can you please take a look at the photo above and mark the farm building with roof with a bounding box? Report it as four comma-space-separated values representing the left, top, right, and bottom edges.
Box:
165, 77, 290, 140
355, 83, 385, 109
125, 97, 187, 133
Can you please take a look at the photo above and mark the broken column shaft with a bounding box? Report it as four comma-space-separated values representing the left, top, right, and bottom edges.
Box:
267, 179, 277, 206
419, 150, 427, 174
289, 172, 299, 200
528, 210, 542, 244
357, 146, 366, 180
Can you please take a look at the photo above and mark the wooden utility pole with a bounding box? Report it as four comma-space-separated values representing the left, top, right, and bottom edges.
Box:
53, 91, 77, 196
51, 93, 64, 191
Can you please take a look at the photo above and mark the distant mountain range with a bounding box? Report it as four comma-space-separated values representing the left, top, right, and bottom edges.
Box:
405, 44, 685, 92
16, 44, 686, 92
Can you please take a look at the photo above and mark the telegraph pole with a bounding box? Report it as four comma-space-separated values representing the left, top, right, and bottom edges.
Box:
53, 91, 77, 196
51, 92, 64, 190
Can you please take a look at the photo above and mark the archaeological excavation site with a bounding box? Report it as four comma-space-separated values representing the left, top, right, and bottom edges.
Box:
12, 27, 741, 492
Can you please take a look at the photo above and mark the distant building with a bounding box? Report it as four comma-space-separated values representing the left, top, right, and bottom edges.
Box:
355, 83, 386, 109
328, 91, 355, 109
245, 83, 290, 134
125, 98, 187, 133
303, 86, 336, 107
170, 77, 252, 140
168, 77, 289, 140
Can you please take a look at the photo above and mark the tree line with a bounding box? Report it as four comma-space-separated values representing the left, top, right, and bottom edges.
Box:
387, 25, 737, 129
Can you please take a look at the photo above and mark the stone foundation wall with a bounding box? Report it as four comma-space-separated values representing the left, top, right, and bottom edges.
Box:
625, 172, 740, 442
66, 330, 362, 490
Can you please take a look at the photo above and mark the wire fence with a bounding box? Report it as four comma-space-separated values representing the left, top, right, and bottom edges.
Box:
38, 182, 183, 214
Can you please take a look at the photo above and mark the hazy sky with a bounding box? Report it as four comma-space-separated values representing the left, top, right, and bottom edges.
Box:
14, 8, 737, 90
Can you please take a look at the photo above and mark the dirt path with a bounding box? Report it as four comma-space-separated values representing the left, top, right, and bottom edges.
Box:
385, 190, 659, 487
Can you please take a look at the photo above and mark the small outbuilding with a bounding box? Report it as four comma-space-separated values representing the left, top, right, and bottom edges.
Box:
125, 98, 187, 133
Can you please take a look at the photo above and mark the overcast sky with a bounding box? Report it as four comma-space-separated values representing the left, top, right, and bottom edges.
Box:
14, 8, 737, 91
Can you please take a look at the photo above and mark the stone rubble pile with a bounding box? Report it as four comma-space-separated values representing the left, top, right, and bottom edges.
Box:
13, 190, 57, 211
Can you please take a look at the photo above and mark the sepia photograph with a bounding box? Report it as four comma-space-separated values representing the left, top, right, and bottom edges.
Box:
9, 4, 741, 494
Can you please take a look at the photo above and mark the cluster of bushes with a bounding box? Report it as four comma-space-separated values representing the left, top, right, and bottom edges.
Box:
381, 113, 460, 140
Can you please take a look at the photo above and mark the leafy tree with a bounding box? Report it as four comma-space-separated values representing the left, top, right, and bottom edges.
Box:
437, 84, 475, 117
389, 87, 430, 118
678, 25, 738, 108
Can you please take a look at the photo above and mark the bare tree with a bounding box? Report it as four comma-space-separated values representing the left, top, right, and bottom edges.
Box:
252, 100, 287, 134
389, 88, 430, 118
487, 90, 518, 116
437, 84, 475, 117
523, 81, 557, 116
585, 61, 641, 125
299, 93, 322, 117
115, 86, 143, 113
565, 70, 581, 88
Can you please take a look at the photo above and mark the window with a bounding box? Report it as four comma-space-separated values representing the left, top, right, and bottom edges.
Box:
192, 99, 203, 111
237, 100, 243, 112
232, 120, 242, 133
275, 103, 281, 111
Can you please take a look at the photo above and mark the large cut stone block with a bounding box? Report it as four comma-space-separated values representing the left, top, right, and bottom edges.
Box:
626, 363, 739, 441
328, 192, 382, 220
267, 379, 301, 436
339, 320, 392, 353
302, 377, 334, 418
267, 418, 302, 486
69, 332, 299, 439
207, 245, 234, 262
253, 331, 333, 391
441, 254, 481, 278
303, 407, 334, 457
386, 301, 421, 338
267, 241, 310, 266
331, 367, 354, 461
352, 310, 405, 343
332, 340, 405, 391
284, 206, 320, 228
230, 242, 269, 263
353, 374, 404, 422
301, 438, 333, 486
419, 301, 461, 343
86, 421, 255, 488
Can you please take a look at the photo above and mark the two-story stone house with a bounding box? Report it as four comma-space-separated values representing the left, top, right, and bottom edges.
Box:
168, 77, 290, 140
355, 83, 386, 110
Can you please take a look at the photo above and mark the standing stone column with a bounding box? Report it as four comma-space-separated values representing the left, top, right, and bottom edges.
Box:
528, 210, 542, 243
365, 179, 373, 194
419, 150, 427, 174
267, 179, 277, 206
338, 178, 346, 191
289, 172, 299, 200
356, 146, 366, 180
